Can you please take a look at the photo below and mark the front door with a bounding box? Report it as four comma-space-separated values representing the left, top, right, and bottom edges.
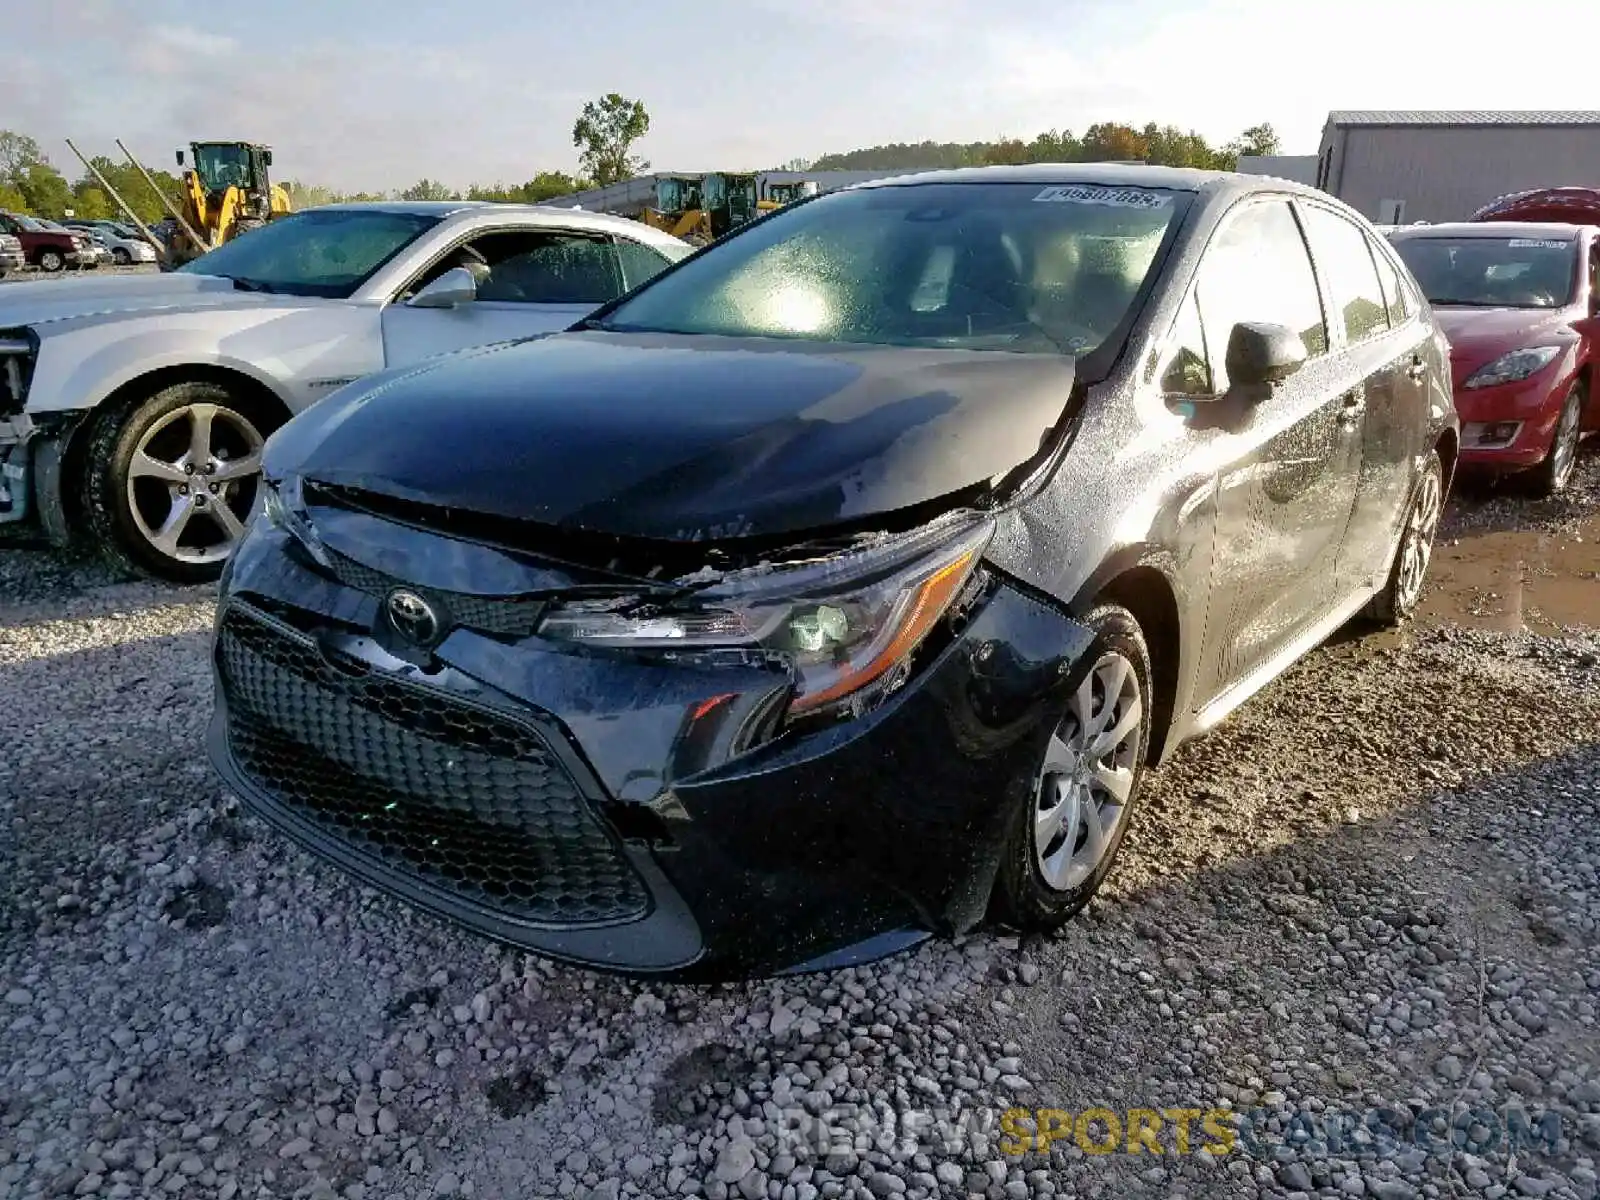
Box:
380, 229, 628, 368
1181, 196, 1364, 707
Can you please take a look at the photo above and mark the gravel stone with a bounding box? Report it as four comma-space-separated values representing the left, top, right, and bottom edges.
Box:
3, 462, 1599, 1200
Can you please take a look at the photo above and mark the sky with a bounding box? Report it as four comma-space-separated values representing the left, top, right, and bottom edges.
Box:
6, 0, 1596, 194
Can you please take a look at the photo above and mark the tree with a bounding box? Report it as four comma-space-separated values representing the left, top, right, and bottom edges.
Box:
399, 178, 457, 201
0, 182, 27, 214
572, 93, 651, 186
1222, 123, 1282, 167
70, 185, 113, 220
15, 161, 73, 218
0, 131, 47, 182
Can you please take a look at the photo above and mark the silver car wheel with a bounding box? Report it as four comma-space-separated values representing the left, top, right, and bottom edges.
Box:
125, 402, 264, 566
1033, 650, 1144, 893
1395, 460, 1442, 614
1550, 395, 1581, 491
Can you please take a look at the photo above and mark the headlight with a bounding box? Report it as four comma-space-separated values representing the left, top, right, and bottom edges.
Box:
538, 516, 994, 719
1462, 346, 1560, 389
259, 473, 332, 567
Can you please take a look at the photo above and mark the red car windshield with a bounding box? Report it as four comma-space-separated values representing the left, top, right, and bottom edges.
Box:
1392, 236, 1577, 309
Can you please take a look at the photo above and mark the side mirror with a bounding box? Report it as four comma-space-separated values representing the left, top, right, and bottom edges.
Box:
263, 150, 273, 167
1571, 314, 1600, 339
175, 150, 184, 166
1225, 321, 1308, 391
407, 266, 479, 309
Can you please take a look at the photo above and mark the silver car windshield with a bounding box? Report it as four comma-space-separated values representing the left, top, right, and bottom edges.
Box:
175, 209, 441, 298
595, 181, 1189, 356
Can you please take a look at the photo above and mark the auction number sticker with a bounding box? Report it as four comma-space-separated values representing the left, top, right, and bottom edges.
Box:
1033, 185, 1171, 209
1508, 239, 1566, 249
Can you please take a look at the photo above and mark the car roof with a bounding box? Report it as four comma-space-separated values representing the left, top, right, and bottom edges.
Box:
298, 199, 685, 246
1389, 221, 1585, 240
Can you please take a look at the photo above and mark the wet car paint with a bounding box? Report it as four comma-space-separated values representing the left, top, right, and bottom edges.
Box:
269, 331, 1078, 543
211, 165, 1461, 978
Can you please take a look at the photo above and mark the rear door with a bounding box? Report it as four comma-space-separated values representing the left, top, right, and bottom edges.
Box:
1178, 196, 1363, 705
1295, 202, 1430, 595
381, 228, 646, 367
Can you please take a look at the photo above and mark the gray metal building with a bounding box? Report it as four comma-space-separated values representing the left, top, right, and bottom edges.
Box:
1316, 110, 1600, 223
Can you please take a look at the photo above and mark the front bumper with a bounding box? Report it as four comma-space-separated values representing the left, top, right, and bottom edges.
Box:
1451, 363, 1568, 469
0, 251, 23, 272
208, 520, 1096, 980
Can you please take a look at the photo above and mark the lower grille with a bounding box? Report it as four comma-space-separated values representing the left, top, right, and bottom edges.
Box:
218, 604, 649, 928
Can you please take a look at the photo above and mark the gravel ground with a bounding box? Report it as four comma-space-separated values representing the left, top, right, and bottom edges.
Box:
2, 456, 1597, 1200
0, 264, 159, 286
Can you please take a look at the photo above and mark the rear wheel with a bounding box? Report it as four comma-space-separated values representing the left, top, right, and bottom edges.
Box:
1529, 384, 1583, 497
1365, 451, 1443, 626
112, 247, 131, 266
80, 381, 273, 583
992, 603, 1152, 931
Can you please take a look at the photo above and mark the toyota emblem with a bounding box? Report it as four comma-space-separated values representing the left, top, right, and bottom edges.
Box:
386, 588, 440, 645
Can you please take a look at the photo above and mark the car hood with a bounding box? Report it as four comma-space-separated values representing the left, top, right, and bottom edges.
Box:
1432, 305, 1583, 372
0, 271, 278, 328
272, 330, 1076, 543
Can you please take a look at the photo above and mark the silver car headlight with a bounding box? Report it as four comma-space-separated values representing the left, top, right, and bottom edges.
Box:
537, 515, 993, 719
1462, 346, 1560, 389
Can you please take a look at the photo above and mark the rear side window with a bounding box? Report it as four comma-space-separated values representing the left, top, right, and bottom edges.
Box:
1300, 206, 1391, 343
614, 239, 675, 291
1191, 198, 1327, 392
1368, 239, 1412, 327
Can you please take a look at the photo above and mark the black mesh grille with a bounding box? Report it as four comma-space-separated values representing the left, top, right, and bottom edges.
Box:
321, 547, 546, 638
218, 604, 648, 927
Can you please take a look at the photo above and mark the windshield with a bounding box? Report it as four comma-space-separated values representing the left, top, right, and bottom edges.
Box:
175, 209, 441, 298
596, 181, 1188, 355
193, 143, 254, 192
14, 215, 44, 232
1392, 236, 1578, 308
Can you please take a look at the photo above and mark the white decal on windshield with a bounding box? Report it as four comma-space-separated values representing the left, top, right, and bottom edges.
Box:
1507, 239, 1566, 249
1032, 185, 1171, 209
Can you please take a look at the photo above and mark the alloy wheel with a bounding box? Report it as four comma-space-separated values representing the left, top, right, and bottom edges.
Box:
1033, 650, 1145, 893
1395, 462, 1442, 614
125, 402, 264, 566
1550, 396, 1581, 491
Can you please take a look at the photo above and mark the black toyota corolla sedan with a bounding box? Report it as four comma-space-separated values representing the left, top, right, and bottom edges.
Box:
208, 164, 1458, 980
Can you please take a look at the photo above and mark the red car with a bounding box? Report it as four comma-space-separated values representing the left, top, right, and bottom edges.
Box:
1388, 221, 1599, 494
0, 211, 98, 273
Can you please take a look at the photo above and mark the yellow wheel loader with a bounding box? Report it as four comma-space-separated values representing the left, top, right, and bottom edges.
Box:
638, 172, 761, 245
167, 141, 292, 265
758, 179, 819, 212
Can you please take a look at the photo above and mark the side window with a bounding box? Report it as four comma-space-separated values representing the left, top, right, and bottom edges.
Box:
478, 233, 621, 305
1191, 198, 1327, 393
400, 229, 623, 305
1160, 290, 1211, 395
1368, 238, 1411, 327
614, 238, 674, 291
1299, 206, 1391, 344
1589, 240, 1599, 301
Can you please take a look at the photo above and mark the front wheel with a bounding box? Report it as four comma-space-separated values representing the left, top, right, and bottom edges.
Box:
38, 250, 63, 272
80, 382, 272, 583
112, 247, 131, 266
992, 603, 1153, 931
1529, 384, 1583, 497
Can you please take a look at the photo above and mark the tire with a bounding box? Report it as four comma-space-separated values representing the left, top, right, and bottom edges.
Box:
79, 381, 273, 584
38, 250, 63, 272
1528, 383, 1582, 498
1364, 450, 1444, 626
992, 602, 1154, 931
112, 247, 131, 266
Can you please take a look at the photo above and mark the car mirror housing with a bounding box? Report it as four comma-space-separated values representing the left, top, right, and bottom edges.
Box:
1225, 321, 1308, 392
408, 266, 479, 309
1571, 314, 1600, 339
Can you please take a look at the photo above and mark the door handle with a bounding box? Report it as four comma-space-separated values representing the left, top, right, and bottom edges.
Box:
1337, 391, 1365, 425
1405, 355, 1428, 382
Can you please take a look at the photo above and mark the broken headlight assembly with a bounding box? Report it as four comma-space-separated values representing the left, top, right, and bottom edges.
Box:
537, 515, 995, 719
259, 473, 333, 568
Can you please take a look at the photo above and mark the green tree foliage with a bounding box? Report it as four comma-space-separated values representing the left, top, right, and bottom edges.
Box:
572, 94, 651, 186
69, 185, 113, 220
1221, 122, 1283, 167
399, 178, 458, 201
466, 172, 593, 203
816, 121, 1277, 172
0, 183, 26, 213
813, 141, 994, 170
65, 156, 186, 224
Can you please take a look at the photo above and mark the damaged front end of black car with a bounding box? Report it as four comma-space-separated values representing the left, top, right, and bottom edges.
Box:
206, 174, 1186, 979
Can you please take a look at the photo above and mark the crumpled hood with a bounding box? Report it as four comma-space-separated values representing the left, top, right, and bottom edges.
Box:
0, 271, 274, 329
1433, 305, 1581, 374
269, 330, 1076, 542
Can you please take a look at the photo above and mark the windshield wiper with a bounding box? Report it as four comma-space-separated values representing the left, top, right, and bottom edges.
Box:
230, 277, 276, 294
1428, 298, 1502, 307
